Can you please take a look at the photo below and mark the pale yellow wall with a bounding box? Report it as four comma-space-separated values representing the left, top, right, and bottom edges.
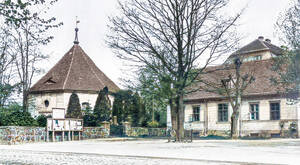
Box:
29, 92, 114, 117
184, 98, 298, 132
29, 93, 64, 116
184, 104, 205, 130
227, 50, 272, 64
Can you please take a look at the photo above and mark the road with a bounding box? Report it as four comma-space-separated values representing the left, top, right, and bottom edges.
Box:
1, 138, 299, 165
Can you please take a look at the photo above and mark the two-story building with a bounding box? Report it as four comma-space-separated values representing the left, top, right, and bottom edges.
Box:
167, 36, 300, 138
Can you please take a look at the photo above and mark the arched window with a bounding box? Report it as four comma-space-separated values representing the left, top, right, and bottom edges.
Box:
44, 100, 50, 107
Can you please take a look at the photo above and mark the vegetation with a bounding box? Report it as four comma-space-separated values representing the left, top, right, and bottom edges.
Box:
0, 104, 38, 126
112, 90, 149, 126
147, 121, 159, 128
93, 87, 111, 125
36, 115, 47, 127
65, 92, 83, 119
107, 0, 242, 141
273, 0, 300, 103
0, 0, 62, 112
201, 58, 255, 138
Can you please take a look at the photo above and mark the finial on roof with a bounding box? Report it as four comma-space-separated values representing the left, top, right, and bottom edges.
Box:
74, 16, 80, 44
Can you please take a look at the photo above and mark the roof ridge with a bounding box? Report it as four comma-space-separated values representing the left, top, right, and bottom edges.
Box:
63, 45, 76, 90
257, 39, 269, 50
232, 39, 257, 55
80, 47, 106, 90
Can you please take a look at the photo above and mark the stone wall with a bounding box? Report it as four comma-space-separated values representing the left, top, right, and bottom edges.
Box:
82, 127, 109, 139
125, 127, 167, 137
0, 126, 46, 145
0, 126, 110, 145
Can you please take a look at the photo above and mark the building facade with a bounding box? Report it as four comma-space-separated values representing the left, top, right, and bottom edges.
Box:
167, 36, 300, 138
28, 29, 119, 117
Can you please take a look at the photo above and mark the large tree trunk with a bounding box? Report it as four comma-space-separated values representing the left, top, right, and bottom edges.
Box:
175, 93, 185, 142
230, 106, 240, 139
170, 99, 177, 132
22, 90, 29, 112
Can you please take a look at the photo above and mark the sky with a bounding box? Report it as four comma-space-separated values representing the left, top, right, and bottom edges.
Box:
35, 0, 292, 89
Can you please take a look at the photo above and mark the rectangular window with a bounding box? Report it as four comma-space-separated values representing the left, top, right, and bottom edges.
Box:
250, 103, 259, 120
218, 104, 228, 122
270, 102, 280, 120
192, 106, 200, 121
256, 55, 262, 60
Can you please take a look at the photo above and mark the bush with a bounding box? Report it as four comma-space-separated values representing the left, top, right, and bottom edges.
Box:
1, 111, 38, 126
66, 92, 83, 119
36, 115, 48, 127
94, 88, 111, 125
110, 125, 124, 136
83, 114, 97, 127
147, 120, 159, 128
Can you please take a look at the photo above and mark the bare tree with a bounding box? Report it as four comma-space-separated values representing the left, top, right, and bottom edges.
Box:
273, 0, 300, 103
8, 1, 62, 112
201, 58, 255, 138
107, 0, 242, 141
276, 0, 300, 50
0, 27, 17, 106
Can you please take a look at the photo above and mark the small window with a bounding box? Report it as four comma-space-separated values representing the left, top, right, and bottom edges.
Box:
250, 103, 259, 120
218, 104, 228, 122
44, 100, 49, 107
270, 102, 280, 120
192, 106, 200, 121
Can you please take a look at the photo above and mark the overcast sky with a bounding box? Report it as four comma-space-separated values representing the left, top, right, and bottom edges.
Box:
36, 0, 292, 88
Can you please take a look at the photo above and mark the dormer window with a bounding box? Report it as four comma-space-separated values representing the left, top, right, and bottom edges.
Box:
44, 77, 56, 85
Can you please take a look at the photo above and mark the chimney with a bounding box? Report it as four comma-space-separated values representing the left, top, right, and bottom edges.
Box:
265, 39, 271, 43
258, 36, 264, 41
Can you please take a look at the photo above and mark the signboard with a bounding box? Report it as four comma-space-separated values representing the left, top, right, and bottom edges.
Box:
52, 108, 65, 119
47, 118, 83, 131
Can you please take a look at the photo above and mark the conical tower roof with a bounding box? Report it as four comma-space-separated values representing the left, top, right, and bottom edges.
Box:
30, 44, 119, 94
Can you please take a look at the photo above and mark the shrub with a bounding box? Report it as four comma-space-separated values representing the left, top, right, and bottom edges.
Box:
36, 115, 48, 127
147, 120, 159, 128
66, 92, 83, 119
1, 111, 38, 126
94, 87, 111, 125
83, 114, 97, 127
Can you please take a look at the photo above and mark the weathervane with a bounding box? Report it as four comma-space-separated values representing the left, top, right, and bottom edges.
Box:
74, 16, 80, 44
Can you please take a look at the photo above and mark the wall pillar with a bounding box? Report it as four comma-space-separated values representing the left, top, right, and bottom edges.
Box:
62, 131, 64, 142
52, 131, 55, 142
68, 131, 71, 141
123, 121, 131, 136
46, 130, 49, 142
101, 121, 110, 130
297, 101, 300, 138
113, 116, 118, 125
